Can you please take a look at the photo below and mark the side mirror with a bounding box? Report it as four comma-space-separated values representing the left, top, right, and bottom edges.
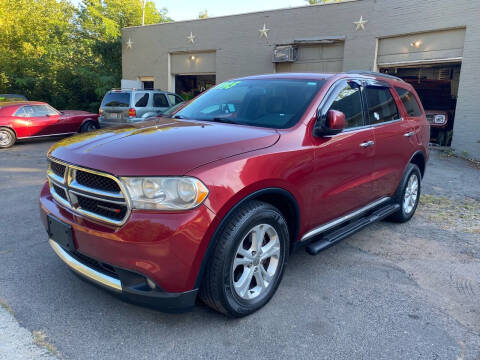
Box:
314, 109, 346, 136
326, 110, 346, 132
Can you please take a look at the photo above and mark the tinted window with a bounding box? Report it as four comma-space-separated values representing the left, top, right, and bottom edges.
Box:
168, 94, 184, 105
395, 87, 422, 117
153, 93, 169, 107
32, 105, 58, 117
101, 92, 130, 107
328, 83, 364, 129
365, 87, 400, 124
175, 79, 325, 129
134, 93, 149, 107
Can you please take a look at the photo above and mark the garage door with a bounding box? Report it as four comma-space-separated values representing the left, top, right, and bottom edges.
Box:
276, 42, 344, 73
171, 51, 216, 75
378, 28, 465, 67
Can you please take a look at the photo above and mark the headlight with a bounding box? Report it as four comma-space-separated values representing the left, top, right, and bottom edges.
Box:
433, 114, 446, 124
121, 177, 209, 210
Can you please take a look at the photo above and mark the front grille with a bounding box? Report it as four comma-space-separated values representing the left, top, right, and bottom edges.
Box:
426, 114, 434, 123
47, 159, 130, 226
50, 162, 66, 178
70, 251, 119, 278
52, 183, 67, 200
77, 195, 127, 221
76, 170, 120, 192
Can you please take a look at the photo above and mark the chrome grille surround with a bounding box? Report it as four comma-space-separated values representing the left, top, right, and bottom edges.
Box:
47, 158, 131, 226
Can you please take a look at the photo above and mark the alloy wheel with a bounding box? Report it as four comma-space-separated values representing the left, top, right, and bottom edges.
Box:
0, 130, 13, 147
232, 223, 281, 300
403, 173, 419, 214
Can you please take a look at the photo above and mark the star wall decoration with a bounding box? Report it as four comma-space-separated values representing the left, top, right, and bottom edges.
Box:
126, 37, 133, 48
353, 16, 368, 31
187, 32, 196, 44
258, 24, 270, 39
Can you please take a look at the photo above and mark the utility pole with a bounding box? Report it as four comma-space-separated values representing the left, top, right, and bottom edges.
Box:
142, 0, 146, 26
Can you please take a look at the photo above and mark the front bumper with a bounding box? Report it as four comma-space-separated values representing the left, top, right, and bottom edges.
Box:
48, 239, 198, 312
39, 182, 215, 312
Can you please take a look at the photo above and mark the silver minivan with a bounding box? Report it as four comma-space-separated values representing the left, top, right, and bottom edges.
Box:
99, 89, 184, 127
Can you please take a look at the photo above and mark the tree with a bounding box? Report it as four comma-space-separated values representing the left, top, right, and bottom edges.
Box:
0, 0, 171, 112
198, 10, 208, 19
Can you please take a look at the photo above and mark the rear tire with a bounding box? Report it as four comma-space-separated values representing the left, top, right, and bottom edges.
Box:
0, 128, 16, 148
79, 121, 98, 133
199, 201, 289, 317
387, 163, 421, 223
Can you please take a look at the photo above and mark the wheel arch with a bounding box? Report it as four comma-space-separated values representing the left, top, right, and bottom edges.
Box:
194, 187, 300, 289
409, 150, 426, 178
79, 117, 98, 128
0, 125, 17, 137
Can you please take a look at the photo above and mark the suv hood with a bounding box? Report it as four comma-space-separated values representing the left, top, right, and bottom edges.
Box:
49, 118, 280, 176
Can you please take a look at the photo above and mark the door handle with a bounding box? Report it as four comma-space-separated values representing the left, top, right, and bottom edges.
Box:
360, 140, 375, 148
403, 131, 415, 137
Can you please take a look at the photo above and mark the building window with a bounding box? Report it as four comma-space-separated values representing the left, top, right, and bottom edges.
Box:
142, 81, 154, 90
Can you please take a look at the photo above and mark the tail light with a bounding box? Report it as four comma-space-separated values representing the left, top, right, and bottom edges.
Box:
128, 108, 136, 117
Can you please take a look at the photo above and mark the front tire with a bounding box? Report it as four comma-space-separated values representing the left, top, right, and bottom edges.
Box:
0, 128, 16, 148
79, 121, 98, 133
200, 201, 289, 317
388, 163, 421, 223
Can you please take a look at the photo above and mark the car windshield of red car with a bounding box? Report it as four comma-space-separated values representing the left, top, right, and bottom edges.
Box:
174, 79, 325, 129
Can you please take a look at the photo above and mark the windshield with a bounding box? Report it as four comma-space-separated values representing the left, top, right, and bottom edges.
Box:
174, 79, 325, 129
101, 92, 131, 107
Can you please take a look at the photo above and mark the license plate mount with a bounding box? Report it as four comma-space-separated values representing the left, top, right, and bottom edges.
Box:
47, 214, 75, 251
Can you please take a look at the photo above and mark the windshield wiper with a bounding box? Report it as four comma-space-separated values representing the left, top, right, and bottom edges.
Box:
210, 117, 238, 124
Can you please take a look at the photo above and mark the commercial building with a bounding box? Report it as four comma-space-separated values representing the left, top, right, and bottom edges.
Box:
122, 0, 480, 158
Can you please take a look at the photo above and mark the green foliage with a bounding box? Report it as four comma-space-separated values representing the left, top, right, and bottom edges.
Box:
0, 0, 170, 112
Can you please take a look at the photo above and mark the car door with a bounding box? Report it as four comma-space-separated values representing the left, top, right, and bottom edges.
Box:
26, 105, 60, 136
309, 79, 377, 228
363, 81, 416, 199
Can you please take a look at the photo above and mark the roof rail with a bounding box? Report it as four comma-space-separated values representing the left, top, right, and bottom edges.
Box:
345, 70, 403, 82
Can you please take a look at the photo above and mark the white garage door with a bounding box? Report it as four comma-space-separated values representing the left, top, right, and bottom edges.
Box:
378, 28, 465, 67
276, 42, 344, 73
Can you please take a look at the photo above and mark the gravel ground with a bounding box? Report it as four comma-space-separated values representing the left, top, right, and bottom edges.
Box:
0, 139, 479, 360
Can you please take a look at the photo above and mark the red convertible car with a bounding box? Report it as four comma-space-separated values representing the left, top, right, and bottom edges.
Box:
0, 101, 99, 148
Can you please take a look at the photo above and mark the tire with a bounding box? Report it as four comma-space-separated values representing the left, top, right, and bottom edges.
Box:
79, 121, 98, 133
387, 163, 421, 223
199, 200, 289, 317
0, 127, 16, 148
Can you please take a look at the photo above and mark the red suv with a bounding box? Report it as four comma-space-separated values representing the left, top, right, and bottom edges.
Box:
39, 72, 429, 317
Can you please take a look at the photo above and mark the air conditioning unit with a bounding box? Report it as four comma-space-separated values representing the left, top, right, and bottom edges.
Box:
272, 45, 297, 63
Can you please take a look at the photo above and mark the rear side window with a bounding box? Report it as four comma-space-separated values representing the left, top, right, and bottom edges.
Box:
15, 106, 34, 117
329, 83, 364, 129
101, 92, 130, 107
134, 93, 149, 107
168, 94, 184, 105
153, 93, 169, 107
365, 87, 400, 124
395, 87, 422, 117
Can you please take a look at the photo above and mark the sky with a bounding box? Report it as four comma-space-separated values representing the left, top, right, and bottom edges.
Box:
70, 0, 310, 21
160, 0, 308, 21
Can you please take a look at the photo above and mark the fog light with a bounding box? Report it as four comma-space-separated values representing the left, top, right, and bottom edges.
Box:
146, 278, 156, 289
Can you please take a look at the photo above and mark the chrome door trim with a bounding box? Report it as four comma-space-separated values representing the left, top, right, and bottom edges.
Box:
49, 239, 122, 292
300, 197, 390, 242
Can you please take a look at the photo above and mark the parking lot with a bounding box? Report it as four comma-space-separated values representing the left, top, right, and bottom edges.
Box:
1, 138, 479, 360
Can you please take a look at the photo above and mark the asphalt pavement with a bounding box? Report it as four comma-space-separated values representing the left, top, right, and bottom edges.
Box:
0, 138, 479, 359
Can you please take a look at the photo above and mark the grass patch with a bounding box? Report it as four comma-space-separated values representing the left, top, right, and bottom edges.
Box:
418, 194, 480, 234
33, 330, 61, 358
